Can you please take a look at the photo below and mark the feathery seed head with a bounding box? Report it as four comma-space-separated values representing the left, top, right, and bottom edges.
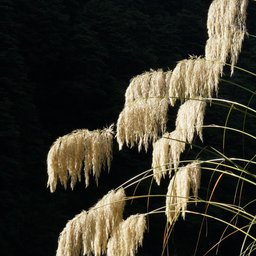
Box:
152, 97, 205, 185
116, 98, 169, 152
56, 188, 126, 256
206, 0, 248, 74
168, 56, 222, 102
165, 161, 201, 224
168, 130, 186, 171
47, 127, 114, 192
107, 214, 146, 256
152, 135, 171, 185
175, 98, 207, 144
151, 130, 186, 185
117, 69, 170, 151
125, 69, 167, 104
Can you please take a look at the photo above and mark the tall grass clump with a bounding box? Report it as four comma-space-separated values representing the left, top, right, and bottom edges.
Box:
46, 0, 256, 255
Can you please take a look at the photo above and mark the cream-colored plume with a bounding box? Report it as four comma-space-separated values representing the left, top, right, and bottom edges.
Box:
107, 214, 146, 256
117, 69, 170, 151
165, 161, 201, 225
152, 135, 171, 185
206, 0, 248, 74
47, 126, 114, 192
152, 98, 206, 184
152, 130, 186, 184
175, 99, 206, 144
56, 188, 126, 256
117, 98, 169, 152
168, 130, 187, 172
125, 69, 168, 104
168, 56, 222, 103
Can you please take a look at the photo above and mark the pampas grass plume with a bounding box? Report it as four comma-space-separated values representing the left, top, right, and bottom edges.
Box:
206, 0, 248, 73
107, 214, 146, 256
117, 69, 170, 151
152, 97, 206, 184
152, 135, 171, 185
117, 98, 169, 151
56, 188, 126, 256
166, 161, 201, 224
125, 69, 167, 104
152, 130, 186, 184
47, 126, 114, 192
175, 98, 206, 143
168, 56, 222, 102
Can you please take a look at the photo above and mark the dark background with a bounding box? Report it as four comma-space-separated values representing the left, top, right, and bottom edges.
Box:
1, 0, 256, 255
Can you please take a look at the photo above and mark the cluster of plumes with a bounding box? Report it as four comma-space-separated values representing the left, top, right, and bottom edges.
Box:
116, 69, 170, 152
107, 214, 146, 256
117, 56, 222, 152
56, 188, 146, 256
56, 188, 126, 256
165, 161, 201, 225
47, 126, 114, 192
152, 99, 206, 185
168, 56, 222, 104
205, 0, 249, 74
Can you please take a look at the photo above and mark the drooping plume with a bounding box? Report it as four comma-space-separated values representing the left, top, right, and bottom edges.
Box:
117, 98, 169, 152
168, 130, 187, 171
175, 98, 206, 144
165, 161, 201, 225
152, 98, 206, 184
152, 135, 171, 185
205, 0, 249, 74
56, 188, 126, 256
168, 56, 222, 103
47, 126, 114, 192
117, 69, 171, 151
152, 130, 186, 184
107, 214, 146, 256
125, 69, 168, 103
